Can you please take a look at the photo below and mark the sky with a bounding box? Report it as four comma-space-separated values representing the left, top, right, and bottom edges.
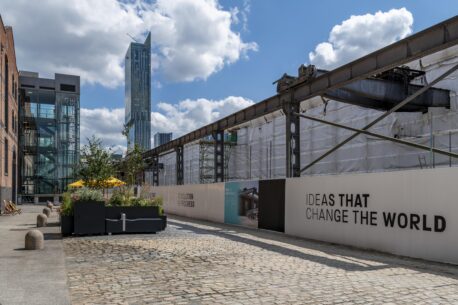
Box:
2, 0, 458, 153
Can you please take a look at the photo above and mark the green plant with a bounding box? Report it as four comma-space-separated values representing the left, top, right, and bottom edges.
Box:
77, 136, 114, 189
60, 192, 73, 216
72, 188, 104, 202
122, 125, 145, 186
108, 187, 133, 206
130, 197, 150, 207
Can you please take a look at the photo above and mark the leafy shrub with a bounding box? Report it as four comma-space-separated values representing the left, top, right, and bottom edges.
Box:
60, 192, 73, 216
72, 188, 104, 203
130, 197, 150, 207
108, 187, 133, 206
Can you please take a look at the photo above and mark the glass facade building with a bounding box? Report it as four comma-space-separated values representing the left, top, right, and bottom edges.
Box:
154, 132, 172, 148
18, 72, 80, 202
125, 33, 151, 150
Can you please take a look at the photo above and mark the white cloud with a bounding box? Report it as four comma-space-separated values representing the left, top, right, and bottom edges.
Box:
80, 107, 125, 153
2, 0, 257, 87
80, 96, 254, 153
309, 8, 413, 70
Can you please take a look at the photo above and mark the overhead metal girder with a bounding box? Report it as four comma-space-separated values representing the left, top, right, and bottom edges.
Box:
301, 63, 458, 173
325, 78, 450, 112
143, 15, 458, 160
213, 131, 225, 182
295, 112, 458, 159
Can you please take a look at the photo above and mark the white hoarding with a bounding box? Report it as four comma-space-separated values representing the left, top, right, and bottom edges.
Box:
285, 167, 458, 264
161, 183, 225, 223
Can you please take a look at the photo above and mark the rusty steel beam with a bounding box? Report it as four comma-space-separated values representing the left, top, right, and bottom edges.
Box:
144, 15, 458, 159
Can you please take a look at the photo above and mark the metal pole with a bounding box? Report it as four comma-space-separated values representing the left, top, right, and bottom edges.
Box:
294, 113, 458, 160
301, 63, 458, 173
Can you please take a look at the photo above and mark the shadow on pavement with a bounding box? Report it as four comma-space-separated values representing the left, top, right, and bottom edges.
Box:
167, 217, 458, 279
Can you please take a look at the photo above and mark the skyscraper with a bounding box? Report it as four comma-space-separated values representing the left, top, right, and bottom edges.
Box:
154, 132, 172, 148
125, 33, 151, 150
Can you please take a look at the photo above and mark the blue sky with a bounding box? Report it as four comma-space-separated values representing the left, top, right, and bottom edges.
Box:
3, 0, 458, 151
81, 1, 458, 110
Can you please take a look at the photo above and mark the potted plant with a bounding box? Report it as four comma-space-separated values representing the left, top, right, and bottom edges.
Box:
73, 188, 106, 235
105, 188, 166, 234
60, 192, 74, 236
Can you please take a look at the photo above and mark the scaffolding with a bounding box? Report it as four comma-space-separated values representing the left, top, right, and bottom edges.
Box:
198, 136, 237, 183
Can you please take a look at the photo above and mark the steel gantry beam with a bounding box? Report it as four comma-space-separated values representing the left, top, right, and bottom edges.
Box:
213, 130, 225, 182
300, 63, 458, 173
143, 15, 458, 169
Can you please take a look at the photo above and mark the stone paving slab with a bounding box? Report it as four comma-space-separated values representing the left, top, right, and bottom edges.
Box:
64, 216, 458, 305
0, 205, 71, 305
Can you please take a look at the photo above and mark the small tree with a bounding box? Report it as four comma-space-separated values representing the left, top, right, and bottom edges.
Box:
121, 124, 146, 186
123, 144, 145, 186
78, 136, 114, 189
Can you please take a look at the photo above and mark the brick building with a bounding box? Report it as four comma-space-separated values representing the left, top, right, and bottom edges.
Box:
0, 16, 19, 209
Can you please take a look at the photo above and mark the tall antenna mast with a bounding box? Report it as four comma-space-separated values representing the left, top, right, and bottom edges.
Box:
126, 33, 138, 43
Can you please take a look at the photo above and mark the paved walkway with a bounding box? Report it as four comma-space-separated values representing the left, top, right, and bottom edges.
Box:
0, 205, 71, 305
64, 216, 458, 305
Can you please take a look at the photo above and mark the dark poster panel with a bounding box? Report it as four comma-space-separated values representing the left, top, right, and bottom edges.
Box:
258, 179, 285, 232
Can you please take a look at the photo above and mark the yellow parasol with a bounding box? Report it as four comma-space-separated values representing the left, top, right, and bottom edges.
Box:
68, 180, 84, 188
103, 177, 126, 188
68, 177, 126, 189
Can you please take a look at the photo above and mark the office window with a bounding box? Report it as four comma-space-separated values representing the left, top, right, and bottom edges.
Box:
4, 138, 8, 175
60, 84, 75, 92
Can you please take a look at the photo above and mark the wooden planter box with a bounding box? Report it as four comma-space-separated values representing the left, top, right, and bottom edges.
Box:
105, 206, 165, 234
60, 215, 74, 236
74, 200, 106, 235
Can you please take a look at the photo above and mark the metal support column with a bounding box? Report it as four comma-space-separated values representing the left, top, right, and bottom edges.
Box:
176, 146, 184, 185
152, 154, 159, 186
284, 93, 301, 177
213, 130, 225, 182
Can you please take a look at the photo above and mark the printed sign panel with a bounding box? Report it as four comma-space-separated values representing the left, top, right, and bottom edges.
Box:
162, 183, 225, 223
285, 167, 458, 264
224, 180, 259, 228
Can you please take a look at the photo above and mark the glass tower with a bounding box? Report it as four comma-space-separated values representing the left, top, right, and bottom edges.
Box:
125, 33, 151, 150
18, 72, 80, 202
154, 132, 172, 148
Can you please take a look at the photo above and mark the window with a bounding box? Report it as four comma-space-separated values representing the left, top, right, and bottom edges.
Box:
60, 84, 75, 92
39, 86, 55, 90
4, 138, 8, 176
39, 104, 55, 119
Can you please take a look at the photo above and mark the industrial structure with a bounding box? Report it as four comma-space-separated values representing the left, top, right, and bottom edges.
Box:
144, 16, 458, 186
125, 32, 151, 150
0, 16, 19, 206
18, 72, 80, 203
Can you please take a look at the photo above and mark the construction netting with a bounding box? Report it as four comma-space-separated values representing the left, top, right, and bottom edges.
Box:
146, 46, 458, 185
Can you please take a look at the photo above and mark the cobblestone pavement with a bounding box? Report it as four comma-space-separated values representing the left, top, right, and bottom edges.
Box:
64, 216, 458, 305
